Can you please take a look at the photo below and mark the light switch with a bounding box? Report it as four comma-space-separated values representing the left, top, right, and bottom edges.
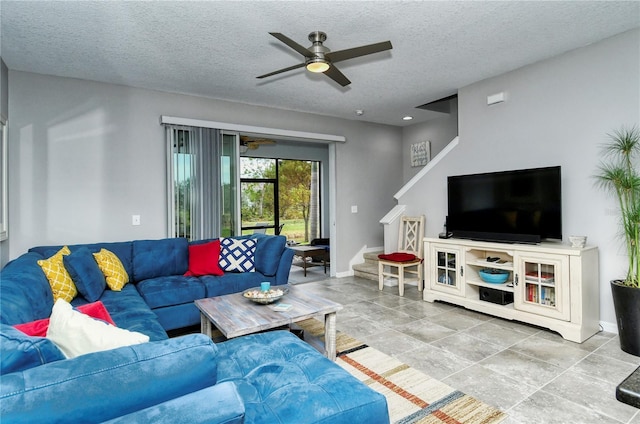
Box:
132, 215, 141, 226
351, 205, 358, 213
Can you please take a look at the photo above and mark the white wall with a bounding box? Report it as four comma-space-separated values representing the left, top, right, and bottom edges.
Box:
7, 72, 403, 273
399, 29, 640, 328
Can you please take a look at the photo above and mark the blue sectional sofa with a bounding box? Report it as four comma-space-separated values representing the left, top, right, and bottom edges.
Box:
16, 234, 295, 332
0, 235, 390, 423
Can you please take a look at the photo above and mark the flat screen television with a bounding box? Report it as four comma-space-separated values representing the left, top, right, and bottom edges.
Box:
447, 166, 562, 244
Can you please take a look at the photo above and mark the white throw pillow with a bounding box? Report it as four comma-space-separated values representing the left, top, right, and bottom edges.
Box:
218, 237, 257, 272
46, 299, 149, 358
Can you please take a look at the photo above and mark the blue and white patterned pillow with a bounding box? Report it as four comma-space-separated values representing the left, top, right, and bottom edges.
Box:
218, 238, 257, 272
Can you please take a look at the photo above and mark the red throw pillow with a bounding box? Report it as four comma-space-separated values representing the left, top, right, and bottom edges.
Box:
77, 301, 116, 326
14, 301, 116, 337
184, 240, 224, 277
378, 252, 417, 262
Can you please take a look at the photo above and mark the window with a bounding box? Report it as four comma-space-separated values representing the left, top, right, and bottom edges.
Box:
0, 119, 7, 241
241, 158, 278, 234
240, 157, 320, 243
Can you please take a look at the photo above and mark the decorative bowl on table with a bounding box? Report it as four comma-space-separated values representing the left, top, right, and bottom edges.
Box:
242, 287, 289, 304
479, 269, 510, 284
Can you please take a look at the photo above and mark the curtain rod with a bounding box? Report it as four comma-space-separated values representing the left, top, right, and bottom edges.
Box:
160, 116, 346, 143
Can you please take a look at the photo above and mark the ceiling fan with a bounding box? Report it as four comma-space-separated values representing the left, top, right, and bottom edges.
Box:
240, 135, 276, 151
257, 31, 392, 87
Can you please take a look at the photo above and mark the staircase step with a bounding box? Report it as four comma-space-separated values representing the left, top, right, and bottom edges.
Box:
352, 251, 385, 281
363, 251, 382, 261
352, 261, 379, 281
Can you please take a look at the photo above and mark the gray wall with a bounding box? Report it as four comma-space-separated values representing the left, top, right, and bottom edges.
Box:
402, 98, 458, 182
7, 71, 402, 274
398, 29, 640, 328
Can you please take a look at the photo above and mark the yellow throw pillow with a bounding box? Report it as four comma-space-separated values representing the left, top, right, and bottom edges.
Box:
93, 248, 129, 291
37, 246, 77, 302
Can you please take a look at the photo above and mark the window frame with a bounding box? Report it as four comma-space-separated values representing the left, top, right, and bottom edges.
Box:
0, 118, 7, 241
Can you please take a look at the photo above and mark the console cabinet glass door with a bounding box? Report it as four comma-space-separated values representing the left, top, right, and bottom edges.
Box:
514, 253, 570, 320
430, 245, 464, 296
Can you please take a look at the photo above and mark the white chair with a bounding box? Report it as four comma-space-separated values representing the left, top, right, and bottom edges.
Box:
378, 215, 425, 296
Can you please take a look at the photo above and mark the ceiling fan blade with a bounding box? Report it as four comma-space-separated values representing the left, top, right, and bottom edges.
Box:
269, 32, 313, 57
326, 41, 392, 63
324, 65, 351, 87
256, 62, 305, 79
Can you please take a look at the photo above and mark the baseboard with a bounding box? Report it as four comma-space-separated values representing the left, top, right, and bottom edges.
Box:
600, 320, 618, 334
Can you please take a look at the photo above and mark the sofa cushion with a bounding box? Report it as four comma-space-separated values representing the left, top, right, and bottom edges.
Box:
133, 238, 189, 281
37, 246, 77, 302
251, 234, 287, 276
47, 299, 149, 358
94, 248, 130, 290
0, 252, 55, 325
200, 272, 272, 298
136, 275, 206, 309
63, 247, 106, 301
0, 334, 218, 424
219, 238, 257, 272
72, 284, 168, 341
216, 331, 389, 424
14, 301, 116, 337
0, 324, 65, 375
153, 302, 202, 332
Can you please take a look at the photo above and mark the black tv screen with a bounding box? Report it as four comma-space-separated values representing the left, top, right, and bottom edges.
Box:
447, 166, 562, 244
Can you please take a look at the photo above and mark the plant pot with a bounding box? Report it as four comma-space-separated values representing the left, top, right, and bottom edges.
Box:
611, 280, 640, 357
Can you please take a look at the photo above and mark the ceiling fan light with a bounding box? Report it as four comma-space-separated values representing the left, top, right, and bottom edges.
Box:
306, 59, 330, 73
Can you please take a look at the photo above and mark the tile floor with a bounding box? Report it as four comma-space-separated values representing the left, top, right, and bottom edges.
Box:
299, 276, 640, 424
288, 261, 330, 284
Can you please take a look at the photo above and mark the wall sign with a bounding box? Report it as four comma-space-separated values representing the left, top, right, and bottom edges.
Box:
410, 140, 430, 167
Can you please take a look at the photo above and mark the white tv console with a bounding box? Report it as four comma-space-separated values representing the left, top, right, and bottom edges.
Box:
423, 237, 599, 343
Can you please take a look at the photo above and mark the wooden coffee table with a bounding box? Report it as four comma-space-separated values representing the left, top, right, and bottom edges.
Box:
195, 285, 343, 360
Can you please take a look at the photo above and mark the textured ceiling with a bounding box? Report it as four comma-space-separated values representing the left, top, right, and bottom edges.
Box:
1, 1, 639, 126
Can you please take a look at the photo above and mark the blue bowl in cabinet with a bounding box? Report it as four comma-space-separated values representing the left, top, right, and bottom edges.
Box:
479, 269, 509, 284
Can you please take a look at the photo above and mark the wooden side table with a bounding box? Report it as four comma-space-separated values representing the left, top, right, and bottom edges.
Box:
290, 245, 327, 276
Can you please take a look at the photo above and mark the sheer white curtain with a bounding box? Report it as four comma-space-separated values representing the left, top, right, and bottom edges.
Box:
165, 125, 221, 240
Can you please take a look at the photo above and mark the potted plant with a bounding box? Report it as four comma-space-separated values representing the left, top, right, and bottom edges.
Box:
596, 125, 640, 356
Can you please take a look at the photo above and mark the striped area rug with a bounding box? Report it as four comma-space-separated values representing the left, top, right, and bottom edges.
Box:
297, 319, 507, 424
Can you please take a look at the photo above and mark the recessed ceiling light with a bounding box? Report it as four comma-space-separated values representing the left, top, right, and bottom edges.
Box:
403, 116, 413, 121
